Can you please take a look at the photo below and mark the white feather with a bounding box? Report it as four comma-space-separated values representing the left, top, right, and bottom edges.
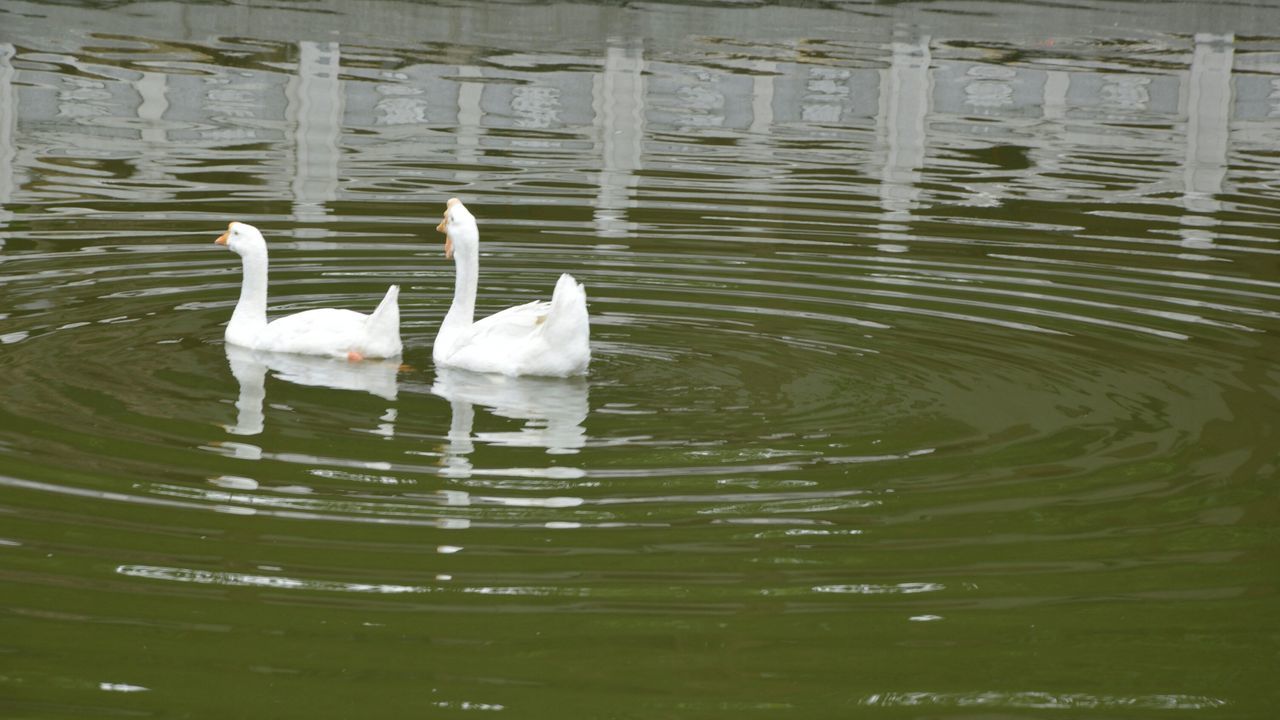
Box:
432, 200, 590, 377
216, 222, 402, 359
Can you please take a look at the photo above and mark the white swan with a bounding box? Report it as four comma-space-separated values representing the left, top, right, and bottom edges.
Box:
215, 221, 402, 361
432, 199, 590, 377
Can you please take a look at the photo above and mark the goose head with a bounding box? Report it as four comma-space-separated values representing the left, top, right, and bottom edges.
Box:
215, 221, 267, 257
436, 198, 478, 261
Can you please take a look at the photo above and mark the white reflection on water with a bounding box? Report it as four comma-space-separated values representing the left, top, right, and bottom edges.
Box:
430, 367, 589, 479
877, 36, 930, 241
99, 682, 149, 693
290, 40, 342, 230
116, 563, 584, 598
1181, 33, 1233, 251
117, 564, 427, 594
0, 43, 16, 240
813, 582, 944, 595
224, 343, 399, 436
861, 691, 1227, 710
430, 700, 505, 713
594, 43, 644, 239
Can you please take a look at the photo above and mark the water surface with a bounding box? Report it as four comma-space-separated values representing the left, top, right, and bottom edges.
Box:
1, 0, 1278, 717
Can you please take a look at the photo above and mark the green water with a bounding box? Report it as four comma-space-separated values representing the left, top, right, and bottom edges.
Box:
1, 1, 1279, 717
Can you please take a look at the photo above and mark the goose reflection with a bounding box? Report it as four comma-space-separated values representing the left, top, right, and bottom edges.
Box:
431, 367, 589, 478
224, 343, 400, 436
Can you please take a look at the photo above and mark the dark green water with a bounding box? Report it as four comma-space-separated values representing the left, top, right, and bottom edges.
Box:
1, 0, 1278, 717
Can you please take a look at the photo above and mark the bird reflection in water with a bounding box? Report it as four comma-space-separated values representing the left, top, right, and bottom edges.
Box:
430, 367, 589, 479
223, 343, 401, 437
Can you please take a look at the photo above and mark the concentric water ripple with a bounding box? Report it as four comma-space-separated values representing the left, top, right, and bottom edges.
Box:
2, 198, 1270, 567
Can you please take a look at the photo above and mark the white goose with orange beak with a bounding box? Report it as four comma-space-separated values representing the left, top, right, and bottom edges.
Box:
215, 221, 402, 361
433, 199, 590, 377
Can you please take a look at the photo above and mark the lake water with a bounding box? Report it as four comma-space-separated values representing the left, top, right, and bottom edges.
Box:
1, 0, 1278, 716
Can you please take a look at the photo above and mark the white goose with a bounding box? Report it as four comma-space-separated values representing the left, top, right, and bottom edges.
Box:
432, 199, 590, 377
215, 221, 402, 361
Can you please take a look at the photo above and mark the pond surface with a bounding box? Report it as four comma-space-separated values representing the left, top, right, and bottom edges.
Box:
1, 0, 1279, 716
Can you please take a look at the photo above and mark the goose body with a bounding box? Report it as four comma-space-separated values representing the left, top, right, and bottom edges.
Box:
216, 221, 402, 361
432, 199, 590, 377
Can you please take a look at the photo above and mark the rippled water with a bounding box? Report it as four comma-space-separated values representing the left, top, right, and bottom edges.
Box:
2, 0, 1279, 716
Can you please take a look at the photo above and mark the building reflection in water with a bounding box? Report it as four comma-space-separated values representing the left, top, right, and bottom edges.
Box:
0, 7, 1270, 249
0, 43, 17, 244
1181, 33, 1233, 252
290, 41, 343, 234
877, 35, 931, 250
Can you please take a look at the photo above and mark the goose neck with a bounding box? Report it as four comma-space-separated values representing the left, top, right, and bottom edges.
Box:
444, 249, 478, 328
228, 249, 269, 340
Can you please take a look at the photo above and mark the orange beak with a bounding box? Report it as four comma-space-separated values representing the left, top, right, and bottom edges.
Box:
437, 200, 456, 259
215, 221, 233, 245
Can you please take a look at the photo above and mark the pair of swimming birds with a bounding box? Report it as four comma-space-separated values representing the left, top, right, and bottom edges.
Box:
214, 198, 590, 377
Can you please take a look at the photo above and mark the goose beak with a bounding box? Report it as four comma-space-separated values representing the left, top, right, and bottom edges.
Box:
215, 221, 232, 245
437, 206, 451, 258
438, 198, 462, 258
